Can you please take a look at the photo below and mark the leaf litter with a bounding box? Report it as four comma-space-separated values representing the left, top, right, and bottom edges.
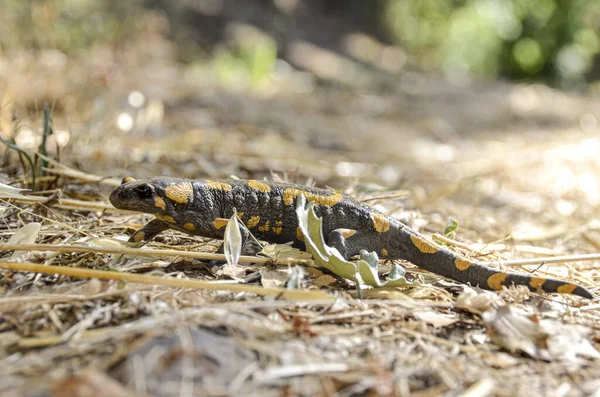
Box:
1, 54, 600, 397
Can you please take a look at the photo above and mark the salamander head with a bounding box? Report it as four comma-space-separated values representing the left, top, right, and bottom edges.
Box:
109, 177, 193, 214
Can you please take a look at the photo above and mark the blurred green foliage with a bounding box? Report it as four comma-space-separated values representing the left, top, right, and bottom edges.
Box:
1, 0, 598, 90
384, 0, 600, 89
212, 27, 278, 89
0, 0, 144, 52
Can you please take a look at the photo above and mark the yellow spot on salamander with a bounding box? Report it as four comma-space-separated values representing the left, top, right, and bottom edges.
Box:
184, 222, 196, 231
334, 228, 356, 238
370, 213, 390, 233
529, 277, 546, 289
212, 218, 229, 230
248, 180, 271, 193
237, 212, 244, 219
272, 226, 283, 235
247, 216, 260, 228
282, 188, 343, 207
165, 182, 194, 204
455, 258, 474, 271
487, 273, 508, 291
410, 234, 439, 254
258, 220, 271, 232
156, 214, 176, 224
557, 284, 578, 295
154, 196, 166, 210
205, 180, 233, 192
296, 226, 304, 241
122, 176, 136, 184
272, 220, 283, 235
381, 248, 389, 257
133, 231, 145, 242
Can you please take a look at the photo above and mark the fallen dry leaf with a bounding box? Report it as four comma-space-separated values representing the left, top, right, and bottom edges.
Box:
456, 286, 504, 314
260, 268, 290, 288
8, 223, 41, 258
413, 310, 458, 328
259, 242, 313, 262
483, 305, 599, 362
483, 305, 548, 359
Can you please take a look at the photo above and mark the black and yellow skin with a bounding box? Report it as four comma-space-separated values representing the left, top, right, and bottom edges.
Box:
109, 177, 594, 299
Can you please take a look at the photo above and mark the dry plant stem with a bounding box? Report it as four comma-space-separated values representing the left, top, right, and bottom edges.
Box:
433, 233, 503, 259
433, 233, 600, 267
1, 200, 94, 237
0, 261, 333, 301
360, 191, 409, 203
488, 254, 600, 267
433, 233, 484, 249
37, 153, 122, 187
0, 243, 313, 266
2, 242, 598, 270
397, 328, 481, 355
8, 196, 134, 213
458, 378, 497, 397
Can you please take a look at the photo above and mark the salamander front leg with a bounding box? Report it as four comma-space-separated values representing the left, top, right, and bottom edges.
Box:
128, 219, 171, 244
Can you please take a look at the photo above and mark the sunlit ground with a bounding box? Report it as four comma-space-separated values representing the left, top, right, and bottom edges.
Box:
1, 6, 600, 395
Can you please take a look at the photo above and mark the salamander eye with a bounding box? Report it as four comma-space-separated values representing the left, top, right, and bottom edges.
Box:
134, 184, 154, 199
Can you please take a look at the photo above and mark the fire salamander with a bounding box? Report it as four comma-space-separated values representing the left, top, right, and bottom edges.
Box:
109, 177, 594, 298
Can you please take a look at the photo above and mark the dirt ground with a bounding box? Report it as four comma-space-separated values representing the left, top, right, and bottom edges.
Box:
1, 16, 600, 397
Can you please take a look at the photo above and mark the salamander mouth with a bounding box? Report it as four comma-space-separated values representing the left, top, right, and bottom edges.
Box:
109, 185, 132, 210
109, 184, 154, 213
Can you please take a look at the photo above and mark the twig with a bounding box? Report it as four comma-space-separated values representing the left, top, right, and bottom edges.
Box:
0, 261, 333, 301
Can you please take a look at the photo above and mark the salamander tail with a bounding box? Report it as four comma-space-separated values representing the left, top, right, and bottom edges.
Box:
390, 228, 594, 298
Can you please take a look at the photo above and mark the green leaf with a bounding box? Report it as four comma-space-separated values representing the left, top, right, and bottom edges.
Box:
443, 217, 458, 239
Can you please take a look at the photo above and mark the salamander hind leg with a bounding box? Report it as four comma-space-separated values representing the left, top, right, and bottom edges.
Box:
327, 229, 382, 260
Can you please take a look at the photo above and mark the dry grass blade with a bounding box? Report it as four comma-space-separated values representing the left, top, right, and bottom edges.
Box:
458, 378, 497, 397
255, 363, 350, 382
433, 233, 600, 267
1, 200, 95, 237
488, 254, 600, 267
7, 196, 134, 213
0, 261, 333, 300
0, 182, 29, 199
0, 243, 314, 266
360, 191, 410, 203
38, 154, 122, 186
